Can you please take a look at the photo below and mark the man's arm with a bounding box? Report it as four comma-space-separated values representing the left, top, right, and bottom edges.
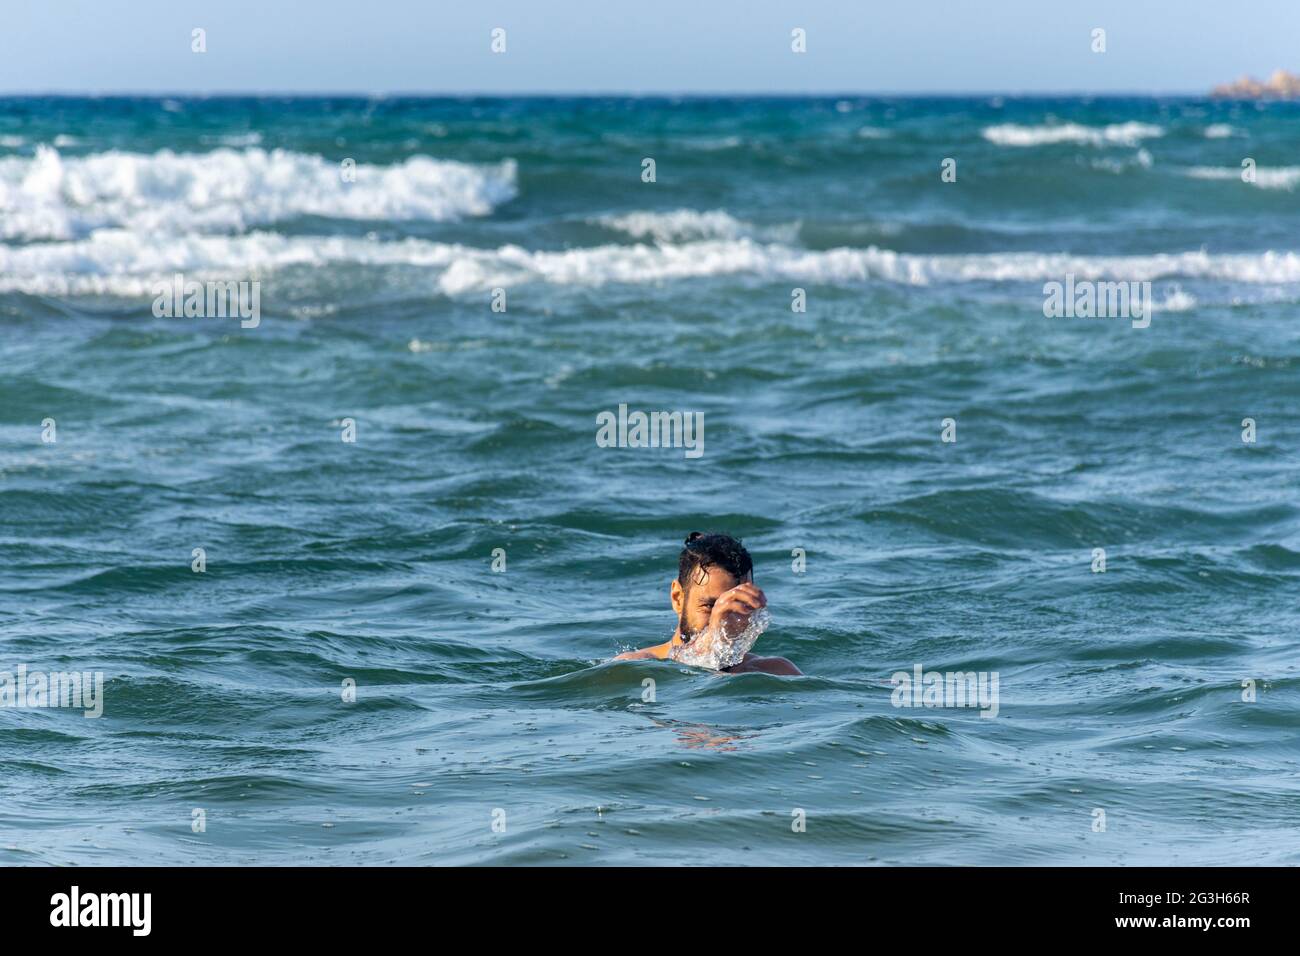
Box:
613, 640, 672, 661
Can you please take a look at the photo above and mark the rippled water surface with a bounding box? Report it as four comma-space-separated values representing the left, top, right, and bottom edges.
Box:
1, 96, 1298, 865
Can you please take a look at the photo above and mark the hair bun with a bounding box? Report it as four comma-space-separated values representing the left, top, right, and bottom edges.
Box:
685, 531, 705, 544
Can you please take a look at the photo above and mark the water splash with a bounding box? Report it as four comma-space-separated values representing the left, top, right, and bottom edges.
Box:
669, 609, 771, 671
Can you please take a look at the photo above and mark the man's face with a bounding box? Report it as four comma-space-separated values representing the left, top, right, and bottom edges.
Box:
672, 565, 746, 640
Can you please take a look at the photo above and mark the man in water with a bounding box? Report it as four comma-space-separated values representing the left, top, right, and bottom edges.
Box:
614, 532, 801, 675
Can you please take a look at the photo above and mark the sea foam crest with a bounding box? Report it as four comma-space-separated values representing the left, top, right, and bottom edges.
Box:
426, 241, 1300, 294
0, 146, 517, 240
591, 209, 798, 244
1202, 124, 1239, 139
1185, 165, 1300, 190
5, 234, 1300, 296
594, 209, 752, 242
981, 122, 1164, 147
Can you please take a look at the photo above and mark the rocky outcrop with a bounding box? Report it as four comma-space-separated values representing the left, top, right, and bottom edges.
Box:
1212, 69, 1300, 99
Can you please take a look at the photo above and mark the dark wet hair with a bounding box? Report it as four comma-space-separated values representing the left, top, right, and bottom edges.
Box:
678, 532, 753, 589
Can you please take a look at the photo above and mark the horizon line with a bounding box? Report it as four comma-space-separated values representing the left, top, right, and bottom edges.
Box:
0, 88, 1234, 99
0, 90, 1248, 103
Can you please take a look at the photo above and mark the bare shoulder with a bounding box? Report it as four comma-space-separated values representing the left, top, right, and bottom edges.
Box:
727, 654, 802, 676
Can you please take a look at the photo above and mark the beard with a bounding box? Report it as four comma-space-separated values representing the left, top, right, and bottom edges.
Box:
678, 608, 708, 643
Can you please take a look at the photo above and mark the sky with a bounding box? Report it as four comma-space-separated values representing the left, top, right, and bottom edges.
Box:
0, 0, 1295, 95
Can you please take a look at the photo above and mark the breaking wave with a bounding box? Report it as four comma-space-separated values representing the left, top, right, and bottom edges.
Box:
0, 146, 518, 240
5, 232, 1300, 297
981, 121, 1164, 147
1184, 165, 1300, 190
590, 208, 798, 244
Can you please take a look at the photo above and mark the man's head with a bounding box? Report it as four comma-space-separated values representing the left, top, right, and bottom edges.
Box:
671, 532, 753, 641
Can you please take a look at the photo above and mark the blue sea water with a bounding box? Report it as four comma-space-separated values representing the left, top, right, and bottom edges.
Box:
0, 96, 1297, 865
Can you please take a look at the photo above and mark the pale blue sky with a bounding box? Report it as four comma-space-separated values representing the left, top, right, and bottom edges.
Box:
1, 0, 1294, 94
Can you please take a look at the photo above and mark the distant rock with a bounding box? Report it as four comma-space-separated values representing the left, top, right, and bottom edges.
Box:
1211, 69, 1300, 99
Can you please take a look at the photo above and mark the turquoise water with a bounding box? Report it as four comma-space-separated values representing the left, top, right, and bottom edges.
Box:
1, 96, 1298, 865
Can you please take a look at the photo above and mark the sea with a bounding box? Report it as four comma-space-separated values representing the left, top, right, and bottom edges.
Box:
1, 95, 1297, 865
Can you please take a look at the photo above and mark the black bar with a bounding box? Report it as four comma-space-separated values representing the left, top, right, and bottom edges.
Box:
0, 867, 1279, 940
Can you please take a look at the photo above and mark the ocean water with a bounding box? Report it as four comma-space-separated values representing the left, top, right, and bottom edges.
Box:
1, 96, 1298, 866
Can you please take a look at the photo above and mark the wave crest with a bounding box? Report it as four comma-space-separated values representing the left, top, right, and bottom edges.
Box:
4, 233, 1300, 297
0, 146, 517, 240
981, 122, 1164, 147
1185, 165, 1300, 190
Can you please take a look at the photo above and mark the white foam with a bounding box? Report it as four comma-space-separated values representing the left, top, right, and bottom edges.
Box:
4, 233, 1300, 297
595, 209, 749, 242
1091, 148, 1154, 174
1185, 165, 1300, 190
981, 121, 1164, 147
593, 209, 759, 243
1154, 287, 1198, 312
0, 230, 461, 295
426, 241, 1300, 294
0, 146, 517, 240
1203, 124, 1239, 139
